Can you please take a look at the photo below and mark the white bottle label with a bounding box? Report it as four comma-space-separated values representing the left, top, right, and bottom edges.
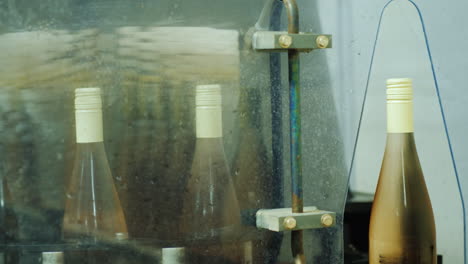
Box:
196, 107, 222, 138
162, 248, 185, 264
75, 110, 104, 143
387, 101, 414, 133
386, 78, 414, 133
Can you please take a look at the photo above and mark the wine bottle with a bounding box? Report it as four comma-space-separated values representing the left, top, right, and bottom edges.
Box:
162, 248, 185, 264
369, 78, 436, 263
0, 178, 17, 264
180, 84, 242, 263
42, 252, 64, 264
63, 88, 128, 242
0, 178, 17, 243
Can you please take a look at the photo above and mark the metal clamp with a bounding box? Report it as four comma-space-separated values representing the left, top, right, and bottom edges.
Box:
251, 0, 334, 263
253, 31, 332, 52
256, 206, 336, 232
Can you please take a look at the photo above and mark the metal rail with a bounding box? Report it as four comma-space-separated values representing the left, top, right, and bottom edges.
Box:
283, 0, 305, 263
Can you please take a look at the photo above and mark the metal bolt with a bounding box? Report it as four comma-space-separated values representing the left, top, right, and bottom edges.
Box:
279, 35, 293, 48
316, 35, 330, 49
283, 216, 297, 230
321, 214, 334, 227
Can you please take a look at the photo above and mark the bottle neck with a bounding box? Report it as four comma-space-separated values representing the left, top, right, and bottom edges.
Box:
74, 143, 108, 163
383, 133, 422, 180
194, 137, 225, 154
387, 100, 414, 133
385, 132, 416, 148
196, 106, 223, 138
75, 141, 106, 152
75, 110, 104, 143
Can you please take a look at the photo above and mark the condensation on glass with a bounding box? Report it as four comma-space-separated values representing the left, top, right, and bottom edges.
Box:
0, 0, 351, 263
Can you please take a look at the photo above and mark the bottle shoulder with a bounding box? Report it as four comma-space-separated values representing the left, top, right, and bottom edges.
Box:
182, 138, 241, 236
372, 133, 434, 220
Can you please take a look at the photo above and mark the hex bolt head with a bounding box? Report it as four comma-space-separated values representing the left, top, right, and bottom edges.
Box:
283, 216, 297, 230
279, 35, 293, 48
321, 214, 334, 227
316, 35, 330, 49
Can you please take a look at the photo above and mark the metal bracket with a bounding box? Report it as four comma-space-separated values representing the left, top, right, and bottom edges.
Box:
253, 31, 332, 52
256, 206, 336, 232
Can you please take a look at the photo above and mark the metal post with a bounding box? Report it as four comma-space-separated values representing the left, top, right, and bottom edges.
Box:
283, 0, 305, 263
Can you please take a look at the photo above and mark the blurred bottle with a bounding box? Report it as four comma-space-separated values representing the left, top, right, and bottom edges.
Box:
369, 78, 436, 263
181, 84, 242, 263
232, 88, 276, 263
42, 252, 64, 264
163, 81, 194, 242
112, 35, 143, 237
0, 179, 17, 243
0, 178, 18, 264
63, 88, 128, 242
162, 248, 185, 264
